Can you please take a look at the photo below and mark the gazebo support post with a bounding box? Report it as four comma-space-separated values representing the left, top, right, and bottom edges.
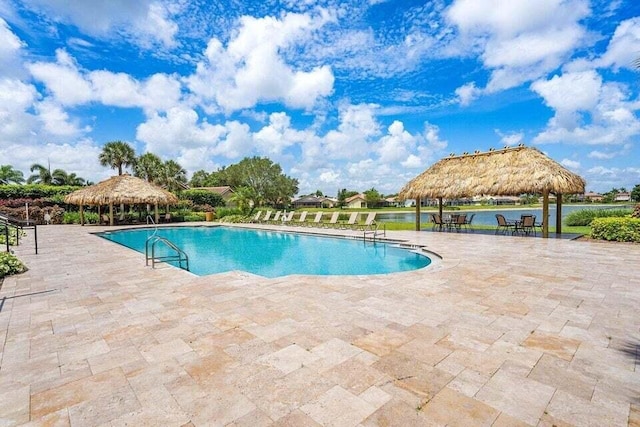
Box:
79, 205, 85, 226
556, 193, 562, 236
542, 190, 549, 238
438, 197, 443, 220
109, 203, 114, 226
155, 203, 159, 224
415, 197, 421, 231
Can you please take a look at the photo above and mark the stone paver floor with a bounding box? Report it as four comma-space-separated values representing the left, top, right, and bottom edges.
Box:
1, 223, 639, 426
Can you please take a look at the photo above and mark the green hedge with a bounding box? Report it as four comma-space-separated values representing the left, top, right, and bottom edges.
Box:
180, 189, 226, 207
0, 184, 81, 199
565, 208, 632, 226
590, 217, 640, 242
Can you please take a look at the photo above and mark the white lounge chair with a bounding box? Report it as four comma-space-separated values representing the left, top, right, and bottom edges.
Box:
357, 212, 377, 231
342, 212, 359, 229
307, 212, 323, 227
294, 211, 308, 226
323, 212, 340, 228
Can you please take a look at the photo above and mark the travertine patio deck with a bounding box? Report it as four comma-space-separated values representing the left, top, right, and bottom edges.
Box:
1, 223, 638, 426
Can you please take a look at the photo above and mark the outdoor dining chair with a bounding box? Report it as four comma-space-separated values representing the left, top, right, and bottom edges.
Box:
495, 214, 516, 234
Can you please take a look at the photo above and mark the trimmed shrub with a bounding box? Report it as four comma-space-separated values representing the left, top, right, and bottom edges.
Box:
62, 212, 100, 224
216, 207, 243, 219
181, 189, 226, 207
0, 252, 27, 278
218, 214, 246, 223
0, 184, 80, 199
590, 217, 640, 243
565, 208, 632, 226
184, 213, 206, 222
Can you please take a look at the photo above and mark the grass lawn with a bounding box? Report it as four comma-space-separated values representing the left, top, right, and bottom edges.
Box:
382, 221, 590, 236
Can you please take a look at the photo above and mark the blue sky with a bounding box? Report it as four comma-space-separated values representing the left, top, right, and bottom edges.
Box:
0, 0, 639, 195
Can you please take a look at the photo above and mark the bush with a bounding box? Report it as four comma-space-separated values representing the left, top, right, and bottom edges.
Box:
0, 205, 66, 224
62, 211, 100, 224
0, 252, 27, 278
181, 189, 226, 207
0, 184, 80, 199
218, 214, 246, 223
565, 208, 632, 226
183, 213, 206, 222
216, 207, 243, 219
0, 227, 26, 246
590, 217, 640, 242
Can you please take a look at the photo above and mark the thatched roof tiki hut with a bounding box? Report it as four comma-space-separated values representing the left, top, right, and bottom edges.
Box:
64, 174, 179, 226
399, 146, 586, 238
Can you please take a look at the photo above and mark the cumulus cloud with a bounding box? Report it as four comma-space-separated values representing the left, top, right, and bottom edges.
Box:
495, 129, 524, 146
560, 158, 580, 170
447, 0, 590, 98
0, 18, 26, 78
20, 0, 179, 49
186, 11, 335, 113
595, 17, 640, 71
532, 70, 640, 145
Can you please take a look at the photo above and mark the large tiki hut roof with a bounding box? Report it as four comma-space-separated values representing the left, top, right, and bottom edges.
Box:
64, 174, 179, 206
399, 145, 586, 200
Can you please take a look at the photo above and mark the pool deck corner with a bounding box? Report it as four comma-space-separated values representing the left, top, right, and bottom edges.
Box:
1, 223, 639, 426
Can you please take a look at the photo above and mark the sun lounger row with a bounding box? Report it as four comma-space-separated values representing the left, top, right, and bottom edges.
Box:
248, 210, 377, 230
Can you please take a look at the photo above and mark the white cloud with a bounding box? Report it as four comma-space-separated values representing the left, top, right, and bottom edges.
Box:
533, 71, 640, 145
0, 17, 25, 78
596, 17, 640, 71
446, 0, 590, 96
495, 129, 524, 146
585, 165, 640, 191
28, 50, 93, 106
186, 11, 334, 113
323, 103, 381, 159
34, 99, 89, 137
21, 0, 179, 49
253, 112, 307, 155
587, 144, 632, 160
560, 158, 580, 169
377, 120, 416, 163
455, 82, 480, 106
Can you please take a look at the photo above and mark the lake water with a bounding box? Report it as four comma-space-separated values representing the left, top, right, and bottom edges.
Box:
377, 205, 632, 227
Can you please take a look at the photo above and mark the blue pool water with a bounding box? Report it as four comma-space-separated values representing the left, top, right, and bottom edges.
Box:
97, 226, 431, 278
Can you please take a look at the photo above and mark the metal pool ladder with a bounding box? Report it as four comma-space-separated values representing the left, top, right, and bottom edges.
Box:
145, 235, 189, 271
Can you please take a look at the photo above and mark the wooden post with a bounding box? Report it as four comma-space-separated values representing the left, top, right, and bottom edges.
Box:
155, 203, 159, 224
438, 197, 443, 220
79, 205, 85, 226
415, 196, 421, 231
556, 193, 562, 236
109, 203, 114, 226
542, 191, 549, 238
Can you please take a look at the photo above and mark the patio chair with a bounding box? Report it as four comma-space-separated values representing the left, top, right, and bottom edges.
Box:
341, 212, 359, 229
495, 214, 516, 235
293, 211, 308, 226
280, 211, 294, 225
101, 214, 110, 225
519, 215, 536, 236
464, 213, 475, 231
356, 212, 377, 231
451, 213, 467, 232
259, 210, 273, 223
269, 211, 282, 224
306, 212, 323, 227
323, 212, 340, 228
431, 213, 444, 231
247, 210, 262, 223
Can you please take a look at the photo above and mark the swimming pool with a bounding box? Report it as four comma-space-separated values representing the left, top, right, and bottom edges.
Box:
97, 226, 432, 278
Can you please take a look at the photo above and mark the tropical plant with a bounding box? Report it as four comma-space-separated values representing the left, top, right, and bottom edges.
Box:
631, 184, 640, 203
0, 165, 24, 184
157, 160, 188, 192
27, 163, 53, 184
52, 169, 85, 186
564, 208, 632, 226
134, 153, 163, 182
364, 188, 383, 208
229, 186, 258, 214
99, 140, 136, 175
591, 217, 640, 242
181, 189, 225, 207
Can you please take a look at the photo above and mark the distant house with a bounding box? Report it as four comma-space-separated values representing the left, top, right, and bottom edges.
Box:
292, 196, 337, 209
384, 197, 400, 207
192, 186, 235, 206
488, 196, 520, 205
583, 192, 603, 202
615, 192, 631, 202
345, 194, 367, 209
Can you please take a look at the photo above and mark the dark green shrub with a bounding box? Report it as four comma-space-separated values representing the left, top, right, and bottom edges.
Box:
565, 208, 632, 226
183, 213, 206, 222
0, 184, 80, 199
590, 217, 640, 242
62, 212, 99, 224
219, 214, 246, 223
181, 189, 226, 207
216, 207, 243, 218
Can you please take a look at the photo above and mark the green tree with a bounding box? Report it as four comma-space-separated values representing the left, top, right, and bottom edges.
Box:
157, 160, 188, 192
27, 163, 53, 184
134, 153, 163, 182
52, 169, 85, 186
0, 165, 24, 184
363, 187, 383, 208
631, 184, 640, 202
314, 190, 324, 196
229, 186, 258, 214
337, 188, 359, 208
99, 140, 136, 175
214, 157, 298, 207
189, 170, 210, 187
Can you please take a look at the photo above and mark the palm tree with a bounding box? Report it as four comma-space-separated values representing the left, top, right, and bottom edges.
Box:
27, 163, 53, 184
157, 160, 188, 192
99, 140, 136, 175
52, 169, 85, 186
0, 165, 24, 184
230, 186, 259, 214
134, 153, 163, 182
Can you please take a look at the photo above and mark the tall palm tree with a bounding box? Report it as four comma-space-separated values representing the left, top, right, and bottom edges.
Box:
134, 153, 163, 182
52, 169, 85, 186
27, 163, 53, 184
99, 140, 136, 175
0, 165, 25, 184
157, 160, 188, 192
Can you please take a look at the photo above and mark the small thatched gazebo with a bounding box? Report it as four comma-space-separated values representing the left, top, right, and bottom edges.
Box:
64, 174, 179, 226
399, 145, 586, 238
